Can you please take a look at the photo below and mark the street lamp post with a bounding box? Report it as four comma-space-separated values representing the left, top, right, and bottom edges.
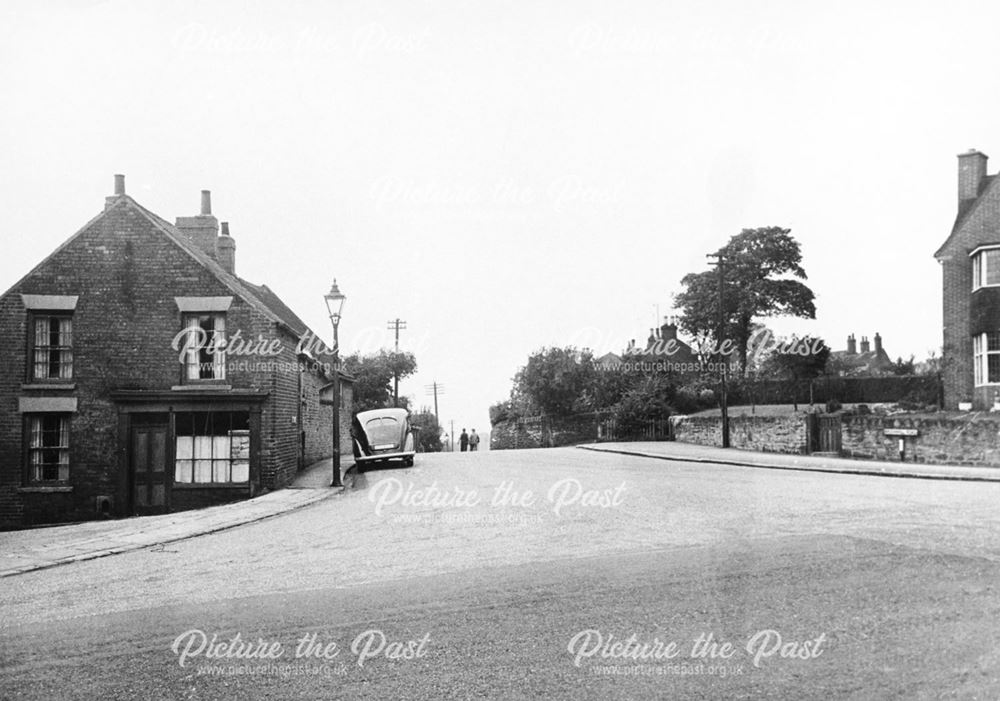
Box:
324, 279, 346, 487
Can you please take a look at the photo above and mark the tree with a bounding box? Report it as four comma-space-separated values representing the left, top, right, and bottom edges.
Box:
512, 347, 598, 416
409, 410, 443, 452
674, 227, 816, 375
341, 350, 417, 413
890, 355, 916, 376
760, 336, 830, 409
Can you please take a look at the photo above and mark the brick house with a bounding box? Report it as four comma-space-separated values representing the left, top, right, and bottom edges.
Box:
0, 175, 352, 528
828, 333, 894, 376
935, 149, 1000, 409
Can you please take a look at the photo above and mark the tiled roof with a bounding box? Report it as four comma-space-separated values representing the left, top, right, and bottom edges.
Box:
237, 280, 310, 337
937, 174, 998, 259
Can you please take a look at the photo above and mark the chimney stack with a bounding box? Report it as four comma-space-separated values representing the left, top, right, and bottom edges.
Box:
874, 332, 882, 353
106, 174, 127, 209
661, 320, 678, 341
216, 222, 236, 275
847, 334, 856, 355
860, 336, 870, 354
958, 149, 989, 204
175, 189, 219, 258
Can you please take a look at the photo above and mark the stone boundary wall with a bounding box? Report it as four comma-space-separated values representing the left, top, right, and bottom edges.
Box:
842, 414, 1000, 466
491, 414, 602, 450
670, 415, 809, 455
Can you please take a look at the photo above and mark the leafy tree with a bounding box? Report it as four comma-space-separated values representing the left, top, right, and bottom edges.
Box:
890, 355, 916, 376
513, 347, 598, 416
760, 336, 830, 409
609, 375, 675, 433
674, 227, 816, 375
341, 350, 417, 413
409, 409, 443, 452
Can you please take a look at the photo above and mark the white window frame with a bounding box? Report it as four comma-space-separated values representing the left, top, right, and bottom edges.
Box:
174, 411, 250, 484
974, 332, 1000, 386
970, 245, 1000, 290
181, 312, 227, 382
27, 414, 70, 482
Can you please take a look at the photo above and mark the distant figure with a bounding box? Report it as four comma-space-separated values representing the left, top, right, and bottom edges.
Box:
460, 428, 469, 452
469, 429, 480, 451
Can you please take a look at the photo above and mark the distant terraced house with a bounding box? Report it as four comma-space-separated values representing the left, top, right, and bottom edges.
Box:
0, 175, 351, 528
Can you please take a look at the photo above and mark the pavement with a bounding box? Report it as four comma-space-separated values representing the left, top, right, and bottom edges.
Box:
4, 442, 998, 580
0, 453, 355, 578
579, 440, 1000, 482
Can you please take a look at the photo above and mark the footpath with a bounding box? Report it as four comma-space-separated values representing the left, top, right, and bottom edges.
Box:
579, 441, 1000, 482
0, 454, 354, 578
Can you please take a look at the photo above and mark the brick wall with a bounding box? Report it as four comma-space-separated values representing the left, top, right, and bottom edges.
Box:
670, 415, 809, 454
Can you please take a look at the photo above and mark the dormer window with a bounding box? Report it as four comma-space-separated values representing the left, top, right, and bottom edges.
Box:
971, 246, 1000, 290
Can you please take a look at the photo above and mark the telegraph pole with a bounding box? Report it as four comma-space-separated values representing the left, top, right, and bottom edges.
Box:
387, 318, 407, 407
424, 382, 444, 424
707, 252, 730, 448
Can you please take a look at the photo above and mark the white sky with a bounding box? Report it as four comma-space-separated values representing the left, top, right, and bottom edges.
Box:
1, 1, 995, 432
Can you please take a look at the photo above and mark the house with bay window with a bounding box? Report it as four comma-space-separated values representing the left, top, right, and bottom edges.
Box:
0, 175, 351, 528
936, 149, 1000, 409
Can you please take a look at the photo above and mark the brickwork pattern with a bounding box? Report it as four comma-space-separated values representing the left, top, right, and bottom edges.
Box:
0, 199, 339, 527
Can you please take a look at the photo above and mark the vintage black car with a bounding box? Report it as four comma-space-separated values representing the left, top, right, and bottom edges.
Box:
351, 408, 417, 469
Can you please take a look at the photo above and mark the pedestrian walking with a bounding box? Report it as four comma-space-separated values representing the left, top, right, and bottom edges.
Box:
469, 429, 480, 451
460, 428, 469, 452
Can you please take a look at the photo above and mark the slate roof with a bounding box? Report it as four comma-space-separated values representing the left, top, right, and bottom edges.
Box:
936, 174, 998, 259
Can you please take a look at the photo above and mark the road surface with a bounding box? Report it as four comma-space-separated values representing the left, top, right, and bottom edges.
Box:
3, 447, 1000, 699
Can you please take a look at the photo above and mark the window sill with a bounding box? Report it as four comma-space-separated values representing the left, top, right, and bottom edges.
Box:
972, 285, 1000, 292
172, 483, 249, 489
19, 485, 73, 493
171, 385, 233, 391
21, 383, 76, 391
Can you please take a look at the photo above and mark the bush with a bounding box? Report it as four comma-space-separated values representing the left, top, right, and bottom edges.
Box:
825, 398, 842, 413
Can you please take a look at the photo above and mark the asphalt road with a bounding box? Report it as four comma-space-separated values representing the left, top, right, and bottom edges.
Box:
3, 447, 1000, 699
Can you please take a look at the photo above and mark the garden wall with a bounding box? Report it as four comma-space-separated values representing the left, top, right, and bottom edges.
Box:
842, 414, 1000, 466
670, 415, 809, 454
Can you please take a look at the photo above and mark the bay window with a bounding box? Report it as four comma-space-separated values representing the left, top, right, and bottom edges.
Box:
974, 332, 1000, 385
971, 247, 1000, 290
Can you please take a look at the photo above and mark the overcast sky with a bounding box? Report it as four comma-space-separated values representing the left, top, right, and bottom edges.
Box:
1, 1, 996, 433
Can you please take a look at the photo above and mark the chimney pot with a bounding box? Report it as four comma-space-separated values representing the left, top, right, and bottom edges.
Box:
201, 190, 212, 215
114, 174, 125, 195
220, 221, 230, 237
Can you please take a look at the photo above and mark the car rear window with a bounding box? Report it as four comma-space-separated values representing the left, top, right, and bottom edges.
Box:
365, 417, 400, 446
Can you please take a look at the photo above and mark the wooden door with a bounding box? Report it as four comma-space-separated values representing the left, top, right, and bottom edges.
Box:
132, 422, 169, 514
